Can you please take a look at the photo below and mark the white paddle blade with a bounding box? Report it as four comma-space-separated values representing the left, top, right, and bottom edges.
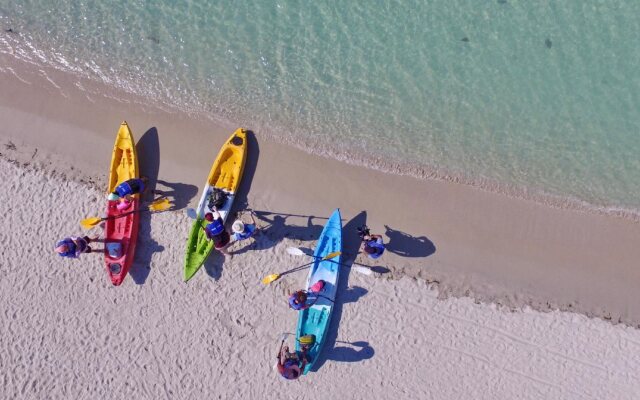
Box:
353, 266, 373, 276
185, 208, 197, 219
286, 247, 305, 256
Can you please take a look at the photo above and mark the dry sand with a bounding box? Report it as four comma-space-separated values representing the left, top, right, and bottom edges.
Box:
0, 55, 639, 399
1, 159, 639, 399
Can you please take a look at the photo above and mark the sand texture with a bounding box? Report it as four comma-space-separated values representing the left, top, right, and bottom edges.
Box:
1, 159, 639, 400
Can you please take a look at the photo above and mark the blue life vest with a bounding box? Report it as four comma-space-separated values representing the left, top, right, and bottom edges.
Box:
365, 239, 385, 259
233, 224, 256, 241
205, 219, 225, 237
56, 239, 76, 258
115, 178, 145, 198
288, 291, 307, 310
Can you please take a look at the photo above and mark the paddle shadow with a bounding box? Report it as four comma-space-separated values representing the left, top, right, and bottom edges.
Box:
154, 179, 198, 211
311, 210, 369, 372
232, 130, 259, 212
250, 213, 324, 251
325, 341, 374, 363
203, 251, 225, 281
130, 127, 164, 284
384, 224, 436, 258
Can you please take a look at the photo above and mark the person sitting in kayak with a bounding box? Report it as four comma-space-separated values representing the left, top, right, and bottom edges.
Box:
276, 336, 314, 380
362, 233, 385, 259
108, 177, 149, 211
203, 208, 231, 256
55, 236, 96, 258
231, 212, 258, 242
288, 280, 326, 311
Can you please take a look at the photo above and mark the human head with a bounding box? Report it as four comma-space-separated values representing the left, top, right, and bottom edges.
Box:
55, 244, 69, 254
282, 365, 301, 380
293, 291, 307, 304
204, 213, 214, 222
232, 220, 245, 233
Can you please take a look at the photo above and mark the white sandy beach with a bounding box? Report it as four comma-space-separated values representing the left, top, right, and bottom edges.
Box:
1, 158, 639, 399
1, 55, 639, 399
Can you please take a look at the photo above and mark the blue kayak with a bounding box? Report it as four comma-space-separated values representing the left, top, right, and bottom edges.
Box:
295, 208, 342, 374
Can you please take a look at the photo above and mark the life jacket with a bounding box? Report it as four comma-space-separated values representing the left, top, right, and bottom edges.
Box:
288, 291, 308, 310
233, 224, 255, 241
365, 239, 385, 259
56, 239, 76, 258
205, 219, 225, 237
280, 360, 301, 380
114, 178, 144, 198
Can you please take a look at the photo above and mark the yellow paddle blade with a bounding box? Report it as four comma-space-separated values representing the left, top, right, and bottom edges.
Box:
323, 251, 341, 260
261, 273, 281, 285
80, 217, 102, 229
149, 198, 171, 211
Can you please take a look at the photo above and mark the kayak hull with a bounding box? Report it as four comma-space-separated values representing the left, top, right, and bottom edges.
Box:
104, 121, 139, 286
184, 128, 248, 281
295, 208, 342, 374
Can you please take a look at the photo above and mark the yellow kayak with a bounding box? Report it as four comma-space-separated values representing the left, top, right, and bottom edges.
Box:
104, 121, 140, 286
184, 128, 248, 281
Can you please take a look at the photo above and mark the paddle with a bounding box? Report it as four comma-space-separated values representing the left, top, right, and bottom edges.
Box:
80, 198, 172, 229
286, 247, 373, 276
261, 251, 342, 285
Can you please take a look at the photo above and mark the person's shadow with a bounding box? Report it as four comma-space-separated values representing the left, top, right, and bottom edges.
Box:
250, 213, 324, 252
325, 341, 374, 363
311, 210, 372, 371
130, 127, 165, 284
203, 251, 225, 280
383, 224, 436, 258
154, 179, 198, 211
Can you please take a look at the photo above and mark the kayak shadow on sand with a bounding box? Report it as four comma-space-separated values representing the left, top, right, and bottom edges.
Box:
383, 224, 436, 258
231, 130, 259, 212
311, 210, 373, 372
129, 127, 165, 284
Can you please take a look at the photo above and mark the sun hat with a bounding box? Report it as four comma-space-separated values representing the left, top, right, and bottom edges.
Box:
232, 220, 245, 233
107, 193, 119, 201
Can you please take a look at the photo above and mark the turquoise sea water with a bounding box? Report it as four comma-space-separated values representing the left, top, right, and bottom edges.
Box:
1, 1, 639, 215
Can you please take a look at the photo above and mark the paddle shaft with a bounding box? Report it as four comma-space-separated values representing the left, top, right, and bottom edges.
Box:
101, 204, 150, 222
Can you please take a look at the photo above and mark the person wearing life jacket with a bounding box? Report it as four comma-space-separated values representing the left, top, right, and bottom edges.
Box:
231, 211, 258, 242
108, 177, 149, 211
55, 236, 95, 258
362, 233, 385, 259
276, 336, 315, 380
288, 280, 326, 311
277, 345, 307, 380
203, 208, 231, 256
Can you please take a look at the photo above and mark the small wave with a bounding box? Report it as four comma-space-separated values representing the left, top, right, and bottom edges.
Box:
2, 37, 639, 223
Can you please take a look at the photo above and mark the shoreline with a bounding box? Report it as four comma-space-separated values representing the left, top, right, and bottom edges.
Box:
1, 49, 639, 223
2, 54, 640, 327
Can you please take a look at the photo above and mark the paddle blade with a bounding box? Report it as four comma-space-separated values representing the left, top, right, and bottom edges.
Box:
185, 208, 198, 219
261, 273, 280, 285
353, 266, 373, 276
286, 247, 305, 256
149, 198, 171, 211
80, 217, 102, 229
323, 251, 342, 260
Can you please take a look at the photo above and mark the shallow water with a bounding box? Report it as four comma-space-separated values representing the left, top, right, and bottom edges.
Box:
1, 1, 639, 214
